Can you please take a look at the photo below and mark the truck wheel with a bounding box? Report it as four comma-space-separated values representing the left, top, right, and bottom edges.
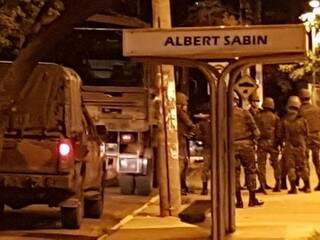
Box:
84, 190, 104, 218
61, 204, 83, 229
135, 174, 153, 196
135, 158, 154, 196
119, 174, 135, 195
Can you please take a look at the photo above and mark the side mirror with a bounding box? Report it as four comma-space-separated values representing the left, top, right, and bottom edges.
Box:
96, 125, 107, 135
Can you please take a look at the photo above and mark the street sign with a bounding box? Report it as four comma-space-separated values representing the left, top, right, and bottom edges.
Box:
234, 75, 258, 99
123, 24, 306, 59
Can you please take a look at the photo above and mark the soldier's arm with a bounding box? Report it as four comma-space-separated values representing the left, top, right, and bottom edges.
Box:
178, 109, 195, 128
245, 110, 260, 140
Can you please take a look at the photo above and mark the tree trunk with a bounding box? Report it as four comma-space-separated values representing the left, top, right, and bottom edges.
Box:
1, 0, 122, 100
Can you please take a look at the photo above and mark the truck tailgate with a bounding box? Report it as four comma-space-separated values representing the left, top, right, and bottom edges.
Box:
0, 138, 59, 174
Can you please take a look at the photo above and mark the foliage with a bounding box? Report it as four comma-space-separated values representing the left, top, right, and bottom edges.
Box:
185, 0, 239, 26
0, 0, 65, 58
279, 51, 317, 82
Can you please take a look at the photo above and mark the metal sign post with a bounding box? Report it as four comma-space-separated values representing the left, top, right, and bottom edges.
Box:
123, 24, 307, 240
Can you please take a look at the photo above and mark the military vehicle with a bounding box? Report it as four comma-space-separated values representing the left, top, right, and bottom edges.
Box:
82, 60, 156, 196
0, 62, 106, 229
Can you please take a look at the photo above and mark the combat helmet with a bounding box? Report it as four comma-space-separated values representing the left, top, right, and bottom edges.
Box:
298, 88, 311, 102
287, 96, 301, 109
262, 97, 275, 110
176, 92, 188, 105
249, 91, 260, 102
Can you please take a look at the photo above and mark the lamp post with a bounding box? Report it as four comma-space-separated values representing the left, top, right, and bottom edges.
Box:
300, 0, 320, 103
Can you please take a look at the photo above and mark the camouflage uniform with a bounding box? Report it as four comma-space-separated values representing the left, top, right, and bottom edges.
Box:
233, 106, 260, 192
177, 93, 195, 194
233, 102, 263, 207
299, 101, 320, 190
255, 104, 281, 192
279, 96, 310, 194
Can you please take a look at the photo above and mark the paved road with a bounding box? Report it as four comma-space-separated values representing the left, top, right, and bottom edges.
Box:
0, 187, 156, 240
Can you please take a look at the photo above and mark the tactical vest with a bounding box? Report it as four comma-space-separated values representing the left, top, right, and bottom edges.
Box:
299, 103, 320, 133
283, 117, 307, 147
255, 110, 278, 140
233, 107, 256, 141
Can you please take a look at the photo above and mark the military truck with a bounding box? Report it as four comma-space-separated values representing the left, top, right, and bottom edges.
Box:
82, 60, 156, 196
0, 62, 106, 229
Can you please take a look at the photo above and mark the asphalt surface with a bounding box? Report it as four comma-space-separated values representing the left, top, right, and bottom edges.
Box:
0, 187, 156, 240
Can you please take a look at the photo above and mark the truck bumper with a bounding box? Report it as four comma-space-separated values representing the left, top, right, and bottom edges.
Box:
0, 173, 74, 189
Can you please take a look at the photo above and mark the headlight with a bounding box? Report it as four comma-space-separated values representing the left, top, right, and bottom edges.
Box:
142, 158, 148, 166
120, 159, 128, 168
121, 134, 134, 143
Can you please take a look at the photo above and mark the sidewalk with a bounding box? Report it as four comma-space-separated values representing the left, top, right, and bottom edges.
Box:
100, 164, 320, 240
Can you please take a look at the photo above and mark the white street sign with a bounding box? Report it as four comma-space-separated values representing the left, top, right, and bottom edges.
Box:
123, 24, 306, 59
234, 75, 258, 99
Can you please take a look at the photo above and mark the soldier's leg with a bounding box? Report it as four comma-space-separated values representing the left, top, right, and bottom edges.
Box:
311, 145, 320, 190
256, 147, 268, 194
287, 148, 298, 194
299, 149, 311, 193
270, 148, 281, 192
235, 156, 243, 208
280, 154, 288, 189
241, 144, 263, 207
179, 156, 188, 195
201, 148, 210, 195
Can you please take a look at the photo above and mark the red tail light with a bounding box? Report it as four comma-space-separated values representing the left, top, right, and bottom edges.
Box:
59, 143, 71, 156
58, 139, 74, 172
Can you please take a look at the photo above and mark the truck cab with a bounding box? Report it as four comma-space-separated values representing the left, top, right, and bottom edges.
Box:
82, 59, 156, 196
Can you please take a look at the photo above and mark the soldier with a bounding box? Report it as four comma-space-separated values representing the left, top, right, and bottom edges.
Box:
248, 91, 261, 117
255, 97, 281, 193
233, 92, 264, 208
279, 96, 310, 194
298, 89, 320, 191
194, 111, 211, 195
176, 92, 196, 195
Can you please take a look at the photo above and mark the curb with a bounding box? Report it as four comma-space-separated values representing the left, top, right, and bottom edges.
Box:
97, 194, 159, 240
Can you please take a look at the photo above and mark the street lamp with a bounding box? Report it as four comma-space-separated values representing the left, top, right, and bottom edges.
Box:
310, 0, 320, 8
300, 1, 320, 103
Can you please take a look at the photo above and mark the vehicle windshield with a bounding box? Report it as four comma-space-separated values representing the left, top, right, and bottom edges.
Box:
81, 59, 143, 87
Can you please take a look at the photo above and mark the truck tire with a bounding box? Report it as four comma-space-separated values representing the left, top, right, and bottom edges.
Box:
61, 204, 82, 229
119, 174, 135, 195
135, 157, 154, 196
135, 174, 153, 196
84, 189, 104, 218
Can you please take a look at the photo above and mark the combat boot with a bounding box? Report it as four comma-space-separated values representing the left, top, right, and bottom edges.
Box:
248, 191, 264, 207
288, 182, 297, 194
273, 180, 281, 192
314, 182, 320, 191
299, 180, 311, 193
295, 177, 300, 187
256, 186, 268, 195
201, 182, 208, 195
265, 184, 272, 190
235, 190, 243, 208
281, 176, 287, 189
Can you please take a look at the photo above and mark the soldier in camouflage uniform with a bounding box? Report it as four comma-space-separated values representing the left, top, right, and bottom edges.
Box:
248, 91, 261, 117
195, 111, 211, 195
176, 92, 196, 195
255, 97, 281, 193
233, 92, 263, 208
279, 96, 310, 194
298, 89, 320, 191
